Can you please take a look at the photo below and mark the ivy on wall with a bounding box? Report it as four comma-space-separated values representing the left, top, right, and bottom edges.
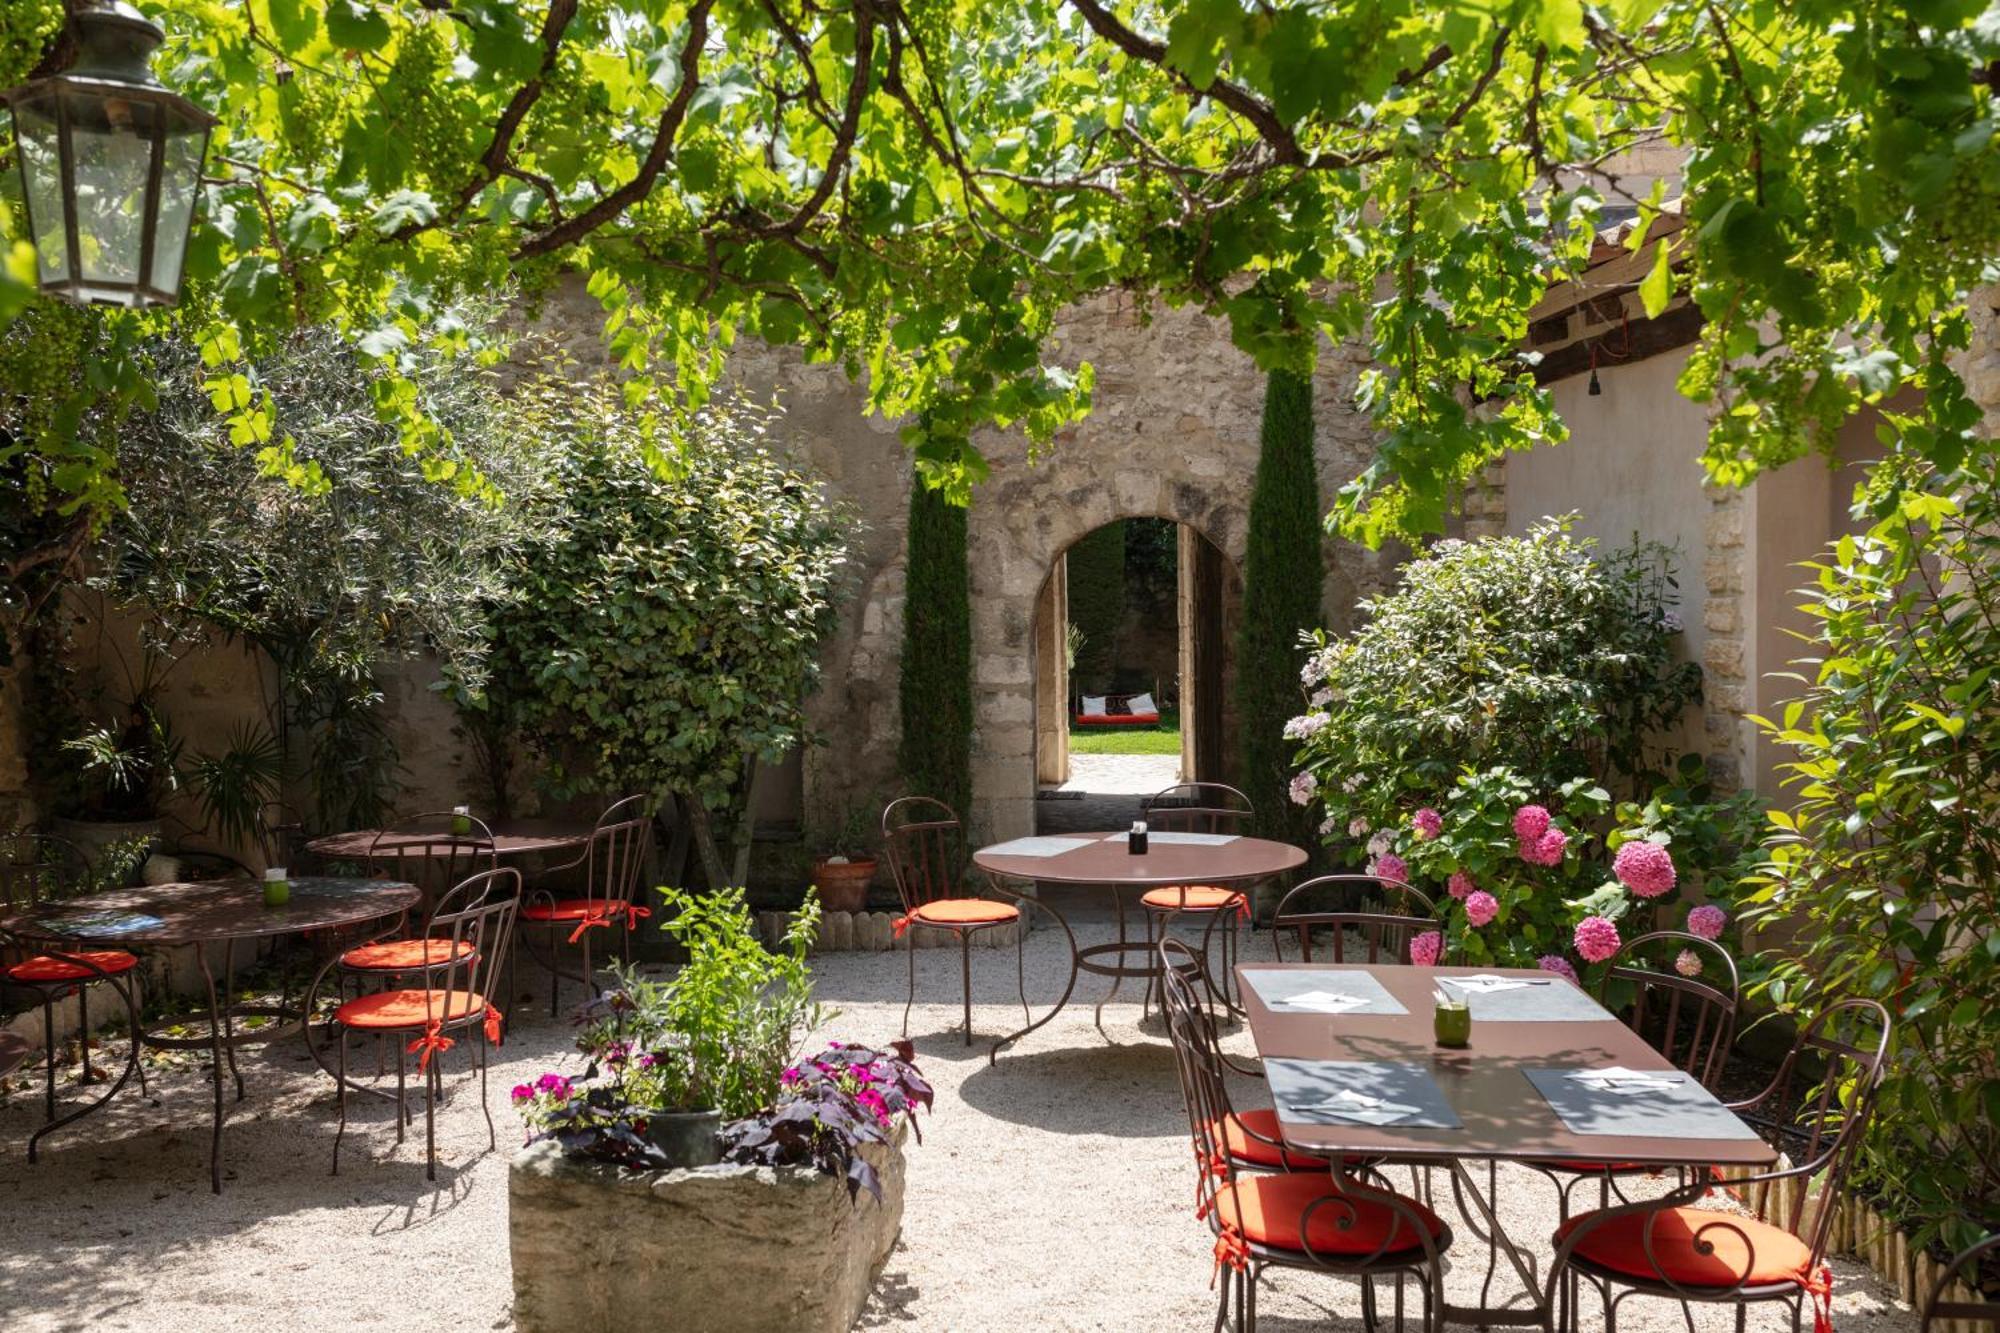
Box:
1236, 370, 1322, 840
897, 477, 972, 819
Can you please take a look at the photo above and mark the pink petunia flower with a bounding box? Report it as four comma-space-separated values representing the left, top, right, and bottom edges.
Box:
1686, 904, 1727, 941
1370, 853, 1410, 884
1537, 954, 1579, 984
1412, 808, 1443, 840
1464, 890, 1499, 927
1573, 915, 1622, 964
1675, 949, 1704, 978
1512, 804, 1551, 842
1447, 870, 1475, 901
510, 1084, 534, 1103
1613, 839, 1678, 899
1409, 930, 1443, 967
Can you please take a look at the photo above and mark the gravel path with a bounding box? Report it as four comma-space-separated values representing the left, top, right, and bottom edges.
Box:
0, 895, 1920, 1333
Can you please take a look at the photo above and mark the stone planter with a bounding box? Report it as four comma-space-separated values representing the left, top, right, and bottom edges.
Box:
510, 1122, 907, 1333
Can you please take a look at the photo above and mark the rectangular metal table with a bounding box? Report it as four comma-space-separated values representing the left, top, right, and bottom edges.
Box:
1237, 962, 1777, 1327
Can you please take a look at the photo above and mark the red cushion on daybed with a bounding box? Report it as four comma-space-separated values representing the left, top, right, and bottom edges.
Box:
1072, 712, 1162, 726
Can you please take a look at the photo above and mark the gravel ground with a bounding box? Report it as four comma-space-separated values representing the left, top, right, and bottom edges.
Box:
0, 893, 1920, 1333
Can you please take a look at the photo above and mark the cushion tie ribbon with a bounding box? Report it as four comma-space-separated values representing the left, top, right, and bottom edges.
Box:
407, 1021, 454, 1071
1210, 1223, 1251, 1287
484, 1004, 504, 1046
892, 913, 917, 939
623, 904, 652, 932
1803, 1264, 1834, 1333
567, 908, 619, 945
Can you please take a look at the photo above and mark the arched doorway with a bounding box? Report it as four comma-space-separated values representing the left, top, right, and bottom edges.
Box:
1031, 518, 1242, 834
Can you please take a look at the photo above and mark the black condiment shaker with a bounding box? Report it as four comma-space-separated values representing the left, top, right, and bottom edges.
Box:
1128, 820, 1148, 855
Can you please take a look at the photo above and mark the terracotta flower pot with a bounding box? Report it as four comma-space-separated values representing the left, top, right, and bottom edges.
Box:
811, 856, 878, 914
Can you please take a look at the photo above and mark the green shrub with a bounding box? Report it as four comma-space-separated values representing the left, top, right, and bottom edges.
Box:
1237, 369, 1323, 838
1747, 423, 2000, 1252
476, 378, 850, 889
1296, 519, 1699, 827
897, 477, 972, 818
1065, 522, 1124, 688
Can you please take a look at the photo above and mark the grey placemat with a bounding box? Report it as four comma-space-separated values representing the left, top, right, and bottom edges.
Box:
1241, 968, 1408, 1016
1267, 1058, 1462, 1129
1436, 974, 1612, 1022
1524, 1067, 1765, 1140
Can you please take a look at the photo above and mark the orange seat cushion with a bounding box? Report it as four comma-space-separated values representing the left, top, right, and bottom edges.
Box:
910, 899, 1018, 927
5, 950, 139, 984
339, 939, 475, 971
1141, 885, 1244, 912
334, 988, 487, 1031
1215, 1110, 1333, 1170
520, 898, 626, 923
1557, 1205, 1816, 1288
1214, 1171, 1445, 1256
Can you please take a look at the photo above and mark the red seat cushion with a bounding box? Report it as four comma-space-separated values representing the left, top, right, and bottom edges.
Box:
334, 988, 486, 1031
1214, 1110, 1335, 1170
1214, 1171, 1445, 1256
1142, 885, 1245, 913
910, 898, 1018, 927
1557, 1205, 1816, 1288
5, 950, 139, 984
339, 939, 475, 971
520, 898, 626, 923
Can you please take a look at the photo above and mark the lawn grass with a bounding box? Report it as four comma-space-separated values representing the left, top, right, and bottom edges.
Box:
1067, 708, 1183, 755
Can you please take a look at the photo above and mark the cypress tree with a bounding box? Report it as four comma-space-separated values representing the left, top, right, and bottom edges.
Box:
898, 476, 974, 817
1235, 369, 1323, 840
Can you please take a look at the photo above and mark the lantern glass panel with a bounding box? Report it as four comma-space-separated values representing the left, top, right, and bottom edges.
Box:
147, 103, 207, 298
64, 88, 156, 298
7, 89, 70, 286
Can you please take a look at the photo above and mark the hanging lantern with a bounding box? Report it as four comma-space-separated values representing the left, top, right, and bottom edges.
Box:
4, 2, 215, 308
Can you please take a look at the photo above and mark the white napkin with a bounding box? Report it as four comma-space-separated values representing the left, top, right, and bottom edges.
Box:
1271, 989, 1371, 1015
983, 836, 1096, 858
1441, 973, 1552, 994
1566, 1066, 1682, 1094
1293, 1089, 1422, 1125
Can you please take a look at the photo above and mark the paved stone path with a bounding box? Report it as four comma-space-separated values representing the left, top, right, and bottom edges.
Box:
1036, 751, 1181, 833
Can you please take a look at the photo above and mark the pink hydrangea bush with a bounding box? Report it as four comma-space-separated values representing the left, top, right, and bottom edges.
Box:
1537, 954, 1579, 983
1612, 839, 1677, 898
1412, 807, 1443, 840
1685, 904, 1727, 940
1447, 870, 1475, 901
1464, 891, 1499, 927
1674, 949, 1704, 978
1573, 915, 1622, 964
1370, 852, 1410, 883
1409, 930, 1443, 967
1512, 804, 1551, 842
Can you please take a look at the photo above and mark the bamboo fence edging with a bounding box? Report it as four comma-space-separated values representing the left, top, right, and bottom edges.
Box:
1710, 1163, 1990, 1330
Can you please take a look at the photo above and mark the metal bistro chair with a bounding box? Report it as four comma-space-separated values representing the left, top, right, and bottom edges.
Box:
1546, 997, 1893, 1333
1272, 874, 1439, 965
1139, 782, 1257, 1013
1923, 1234, 2000, 1332
364, 811, 500, 902
881, 797, 1028, 1047
0, 833, 148, 1160
1159, 938, 1452, 1332
1157, 938, 1361, 1176
330, 867, 520, 1181
1529, 930, 1741, 1222
515, 795, 655, 1017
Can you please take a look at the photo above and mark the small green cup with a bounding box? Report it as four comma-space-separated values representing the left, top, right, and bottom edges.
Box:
262, 873, 291, 907
1433, 1000, 1471, 1048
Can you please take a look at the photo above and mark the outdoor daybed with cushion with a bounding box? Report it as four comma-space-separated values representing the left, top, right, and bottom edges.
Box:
1073, 692, 1161, 726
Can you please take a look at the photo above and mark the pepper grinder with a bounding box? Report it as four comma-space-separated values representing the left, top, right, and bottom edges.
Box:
1128, 820, 1148, 855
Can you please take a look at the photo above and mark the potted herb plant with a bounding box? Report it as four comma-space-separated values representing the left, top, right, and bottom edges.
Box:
508, 887, 931, 1333
810, 794, 880, 914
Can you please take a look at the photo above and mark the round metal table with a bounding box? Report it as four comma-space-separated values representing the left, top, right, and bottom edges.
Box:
305, 818, 593, 861
973, 832, 1306, 1060
1, 875, 419, 1192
